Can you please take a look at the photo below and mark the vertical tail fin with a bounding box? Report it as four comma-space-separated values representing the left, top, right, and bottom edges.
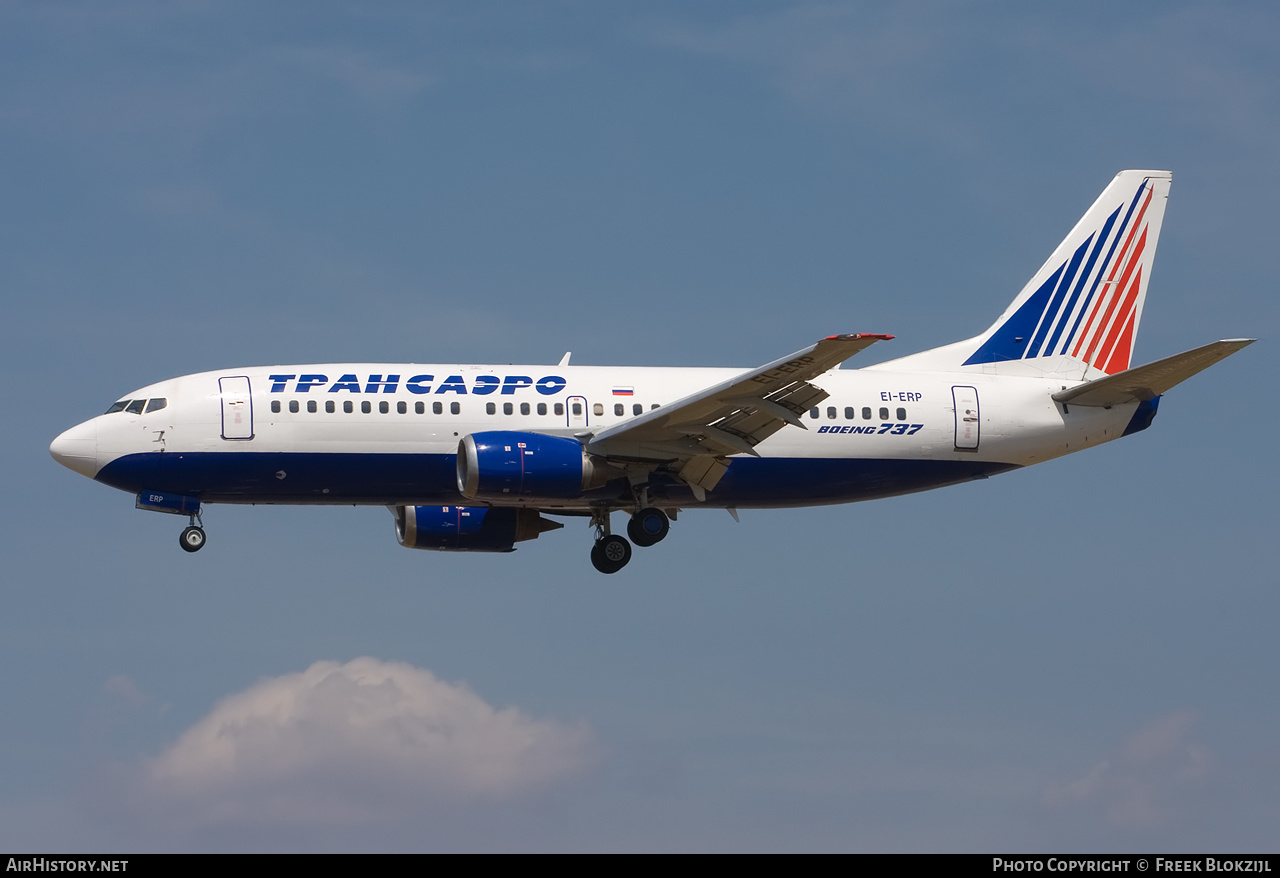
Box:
875, 170, 1172, 377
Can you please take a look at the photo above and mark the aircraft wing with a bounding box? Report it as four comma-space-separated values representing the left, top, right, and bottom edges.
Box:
1052, 339, 1255, 407
585, 333, 892, 494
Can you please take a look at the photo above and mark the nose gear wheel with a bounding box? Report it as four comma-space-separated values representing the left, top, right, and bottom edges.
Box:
179, 526, 206, 553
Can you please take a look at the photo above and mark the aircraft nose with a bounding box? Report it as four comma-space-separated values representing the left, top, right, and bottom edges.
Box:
50, 420, 99, 478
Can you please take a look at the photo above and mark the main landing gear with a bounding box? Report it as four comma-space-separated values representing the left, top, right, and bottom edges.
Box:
627, 506, 670, 547
179, 512, 206, 553
590, 533, 631, 574
589, 506, 671, 574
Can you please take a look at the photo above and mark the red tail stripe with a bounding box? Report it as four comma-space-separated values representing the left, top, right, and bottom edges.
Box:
1072, 185, 1153, 359
1096, 261, 1144, 373
1085, 224, 1147, 369
1102, 301, 1138, 375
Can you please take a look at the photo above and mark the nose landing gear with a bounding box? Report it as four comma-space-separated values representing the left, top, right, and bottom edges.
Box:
179, 512, 206, 553
179, 526, 206, 552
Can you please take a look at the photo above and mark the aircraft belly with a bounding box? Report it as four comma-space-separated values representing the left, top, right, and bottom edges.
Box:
703, 457, 1020, 507
93, 450, 1020, 508
94, 451, 465, 505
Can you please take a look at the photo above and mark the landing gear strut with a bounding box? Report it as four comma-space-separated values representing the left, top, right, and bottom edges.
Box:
179, 512, 206, 553
589, 509, 631, 574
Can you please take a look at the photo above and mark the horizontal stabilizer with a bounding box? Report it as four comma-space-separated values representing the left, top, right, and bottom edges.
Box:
1053, 339, 1254, 407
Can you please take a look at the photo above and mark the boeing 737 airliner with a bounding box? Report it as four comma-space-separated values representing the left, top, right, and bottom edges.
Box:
50, 170, 1253, 572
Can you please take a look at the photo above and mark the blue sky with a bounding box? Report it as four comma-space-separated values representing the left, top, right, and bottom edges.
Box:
2, 1, 1276, 851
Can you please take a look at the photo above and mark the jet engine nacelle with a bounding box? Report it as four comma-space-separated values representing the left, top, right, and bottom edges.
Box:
393, 504, 562, 552
456, 431, 611, 501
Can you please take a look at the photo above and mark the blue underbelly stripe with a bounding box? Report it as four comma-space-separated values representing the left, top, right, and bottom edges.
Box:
95, 452, 1018, 507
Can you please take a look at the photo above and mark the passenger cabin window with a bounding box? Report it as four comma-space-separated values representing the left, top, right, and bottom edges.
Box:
486, 402, 496, 415
289, 400, 299, 413
433, 402, 443, 415
555, 403, 564, 416
571, 403, 582, 416
520, 403, 530, 415
826, 406, 836, 419
145, 398, 167, 414
271, 400, 281, 414
398, 401, 407, 414
125, 399, 146, 415
503, 403, 513, 415
897, 407, 906, 421
810, 407, 819, 419
593, 403, 604, 416
862, 407, 872, 420
415, 402, 425, 414
537, 403, 547, 416
361, 401, 371, 414
614, 403, 624, 416
450, 402, 460, 415
633, 404, 642, 416
326, 401, 335, 413
844, 407, 854, 419
307, 400, 317, 413
379, 401, 389, 414
879, 407, 889, 420
344, 401, 354, 414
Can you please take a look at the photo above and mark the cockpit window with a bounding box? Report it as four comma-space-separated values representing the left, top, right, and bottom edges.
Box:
125, 399, 146, 415
105, 400, 129, 414
144, 398, 167, 414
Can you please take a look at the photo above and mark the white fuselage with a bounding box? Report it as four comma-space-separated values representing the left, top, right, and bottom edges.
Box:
51, 362, 1144, 512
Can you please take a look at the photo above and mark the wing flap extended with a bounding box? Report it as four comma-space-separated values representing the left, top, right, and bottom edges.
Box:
1052, 339, 1254, 407
585, 333, 892, 488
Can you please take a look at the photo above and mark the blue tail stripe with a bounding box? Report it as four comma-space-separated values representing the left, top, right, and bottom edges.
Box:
961, 264, 1064, 365
1028, 235, 1092, 357
1045, 206, 1120, 356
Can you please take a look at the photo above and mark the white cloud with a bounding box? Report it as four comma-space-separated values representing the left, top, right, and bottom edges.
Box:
115, 658, 597, 827
1042, 710, 1213, 828
104, 675, 149, 706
